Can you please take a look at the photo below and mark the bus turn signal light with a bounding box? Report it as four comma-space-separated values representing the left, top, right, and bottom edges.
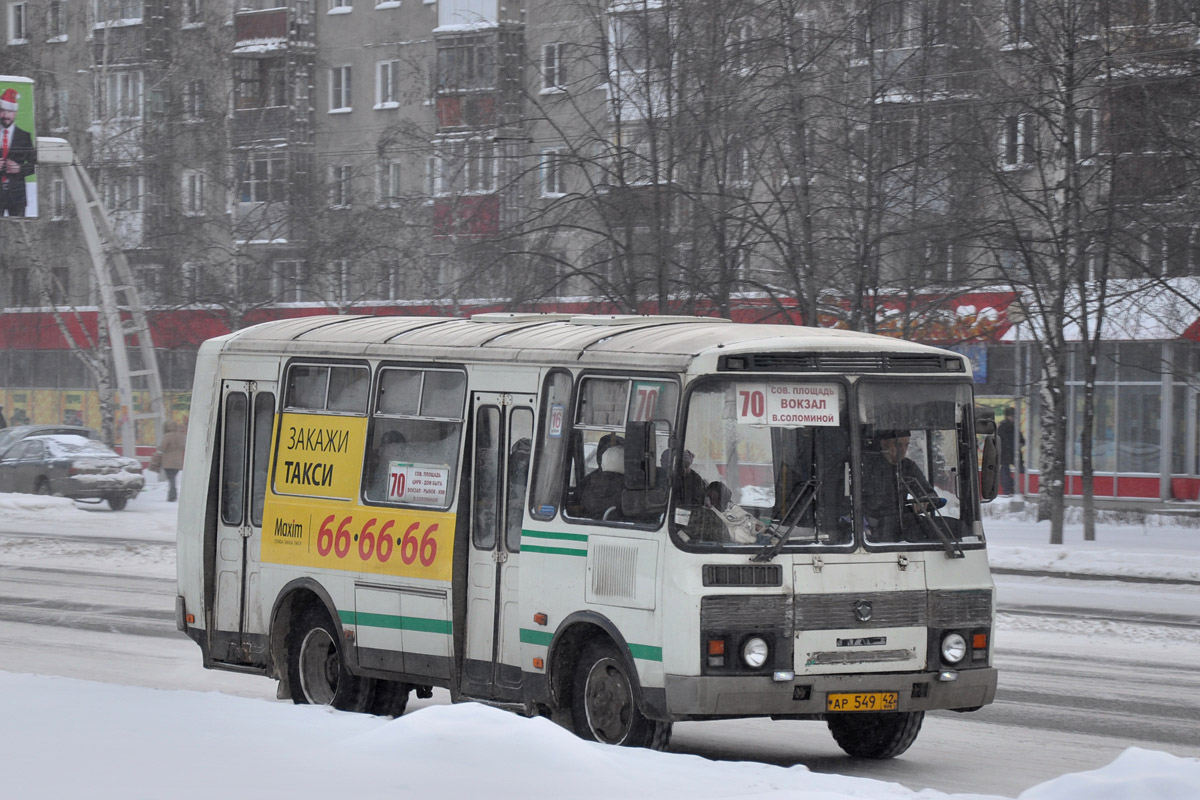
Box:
533, 613, 548, 626
707, 639, 725, 655
532, 657, 544, 670
973, 633, 988, 649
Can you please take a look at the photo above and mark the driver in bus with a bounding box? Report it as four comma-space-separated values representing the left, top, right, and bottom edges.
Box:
862, 429, 944, 542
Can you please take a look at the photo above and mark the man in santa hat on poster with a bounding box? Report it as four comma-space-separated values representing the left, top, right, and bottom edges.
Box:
0, 86, 36, 217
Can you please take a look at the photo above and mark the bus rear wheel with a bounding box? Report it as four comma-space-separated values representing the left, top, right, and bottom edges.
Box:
570, 640, 671, 750
286, 605, 372, 712
827, 710, 924, 759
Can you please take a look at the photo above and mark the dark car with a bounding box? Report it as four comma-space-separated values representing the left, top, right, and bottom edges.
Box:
0, 434, 144, 510
0, 425, 98, 458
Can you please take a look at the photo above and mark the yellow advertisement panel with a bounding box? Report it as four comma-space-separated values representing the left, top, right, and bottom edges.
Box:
261, 498, 454, 582
263, 411, 455, 581
273, 412, 367, 499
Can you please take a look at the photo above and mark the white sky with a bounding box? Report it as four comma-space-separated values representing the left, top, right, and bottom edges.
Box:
1, 483, 1198, 799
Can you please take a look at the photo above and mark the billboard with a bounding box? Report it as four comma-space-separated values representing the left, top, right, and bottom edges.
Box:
0, 75, 36, 218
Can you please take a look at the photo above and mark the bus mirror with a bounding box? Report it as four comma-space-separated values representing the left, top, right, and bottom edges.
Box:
975, 406, 997, 435
979, 433, 999, 502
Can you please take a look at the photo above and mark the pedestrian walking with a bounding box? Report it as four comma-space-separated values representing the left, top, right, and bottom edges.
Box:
154, 420, 187, 502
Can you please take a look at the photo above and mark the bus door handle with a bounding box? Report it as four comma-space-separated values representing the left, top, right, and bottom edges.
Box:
239, 525, 253, 539
492, 549, 508, 563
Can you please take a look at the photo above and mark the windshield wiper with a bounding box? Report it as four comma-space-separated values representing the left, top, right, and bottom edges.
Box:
752, 479, 820, 563
899, 476, 964, 559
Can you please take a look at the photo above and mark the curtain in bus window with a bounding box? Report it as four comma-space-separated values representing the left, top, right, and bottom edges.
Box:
250, 392, 275, 527
474, 406, 501, 550
221, 393, 248, 526
506, 408, 534, 551
530, 371, 572, 520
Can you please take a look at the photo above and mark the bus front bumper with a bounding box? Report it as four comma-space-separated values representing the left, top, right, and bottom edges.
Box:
663, 667, 997, 720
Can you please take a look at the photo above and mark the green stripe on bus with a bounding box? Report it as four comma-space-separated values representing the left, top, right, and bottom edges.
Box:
522, 530, 589, 543
518, 628, 662, 662
338, 610, 453, 635
627, 643, 663, 662
521, 544, 587, 557
519, 628, 554, 646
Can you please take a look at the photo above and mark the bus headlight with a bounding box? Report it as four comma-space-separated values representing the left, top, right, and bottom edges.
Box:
741, 636, 769, 669
941, 632, 967, 664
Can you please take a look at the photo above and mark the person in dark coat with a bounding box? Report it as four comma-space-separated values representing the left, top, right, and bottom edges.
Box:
0, 87, 36, 217
997, 407, 1023, 496
862, 429, 941, 542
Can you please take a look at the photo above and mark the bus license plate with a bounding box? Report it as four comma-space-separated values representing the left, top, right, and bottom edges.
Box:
826, 692, 898, 712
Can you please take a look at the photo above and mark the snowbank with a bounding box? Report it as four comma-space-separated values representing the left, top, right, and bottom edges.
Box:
1, 672, 1197, 800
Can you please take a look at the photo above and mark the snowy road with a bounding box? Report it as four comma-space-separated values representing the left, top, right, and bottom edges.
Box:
2, 515, 1199, 796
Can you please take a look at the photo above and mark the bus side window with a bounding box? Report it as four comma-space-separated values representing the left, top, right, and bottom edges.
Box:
327, 366, 369, 413
286, 365, 328, 410
529, 370, 573, 520
364, 367, 466, 507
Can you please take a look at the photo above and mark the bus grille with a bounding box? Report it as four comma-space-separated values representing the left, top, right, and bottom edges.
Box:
703, 564, 782, 587
796, 589, 993, 630
701, 595, 791, 629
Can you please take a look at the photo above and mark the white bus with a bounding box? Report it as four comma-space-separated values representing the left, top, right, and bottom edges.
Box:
176, 313, 999, 758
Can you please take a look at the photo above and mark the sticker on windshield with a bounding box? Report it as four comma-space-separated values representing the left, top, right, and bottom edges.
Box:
736, 383, 839, 427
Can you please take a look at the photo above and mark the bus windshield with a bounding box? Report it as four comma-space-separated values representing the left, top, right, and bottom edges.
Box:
858, 381, 979, 549
674, 379, 852, 548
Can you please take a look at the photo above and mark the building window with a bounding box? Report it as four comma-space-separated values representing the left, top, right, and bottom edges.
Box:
329, 259, 351, 303
102, 171, 144, 213
182, 170, 206, 216
376, 60, 399, 107
235, 58, 287, 110
541, 43, 565, 92
95, 70, 143, 120
540, 149, 566, 197
610, 11, 668, 72
431, 139, 496, 196
92, 0, 142, 25
328, 0, 351, 12
436, 36, 495, 92
330, 65, 352, 112
274, 260, 306, 302
183, 80, 206, 119
182, 0, 201, 25
10, 268, 31, 307
1001, 114, 1036, 168
329, 164, 352, 207
378, 159, 402, 207
50, 177, 68, 220
239, 153, 287, 203
1006, 0, 1034, 45
7, 1, 27, 42
47, 1, 67, 41
726, 21, 753, 72
48, 89, 69, 130
1075, 108, 1096, 161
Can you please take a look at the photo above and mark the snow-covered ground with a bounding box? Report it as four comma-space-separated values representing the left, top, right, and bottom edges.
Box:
1, 480, 1198, 799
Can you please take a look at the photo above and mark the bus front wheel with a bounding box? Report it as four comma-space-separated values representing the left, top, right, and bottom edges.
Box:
827, 710, 924, 759
570, 640, 671, 750
286, 605, 372, 712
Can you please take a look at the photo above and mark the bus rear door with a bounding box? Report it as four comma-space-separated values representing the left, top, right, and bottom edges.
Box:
464, 392, 535, 700
213, 378, 276, 661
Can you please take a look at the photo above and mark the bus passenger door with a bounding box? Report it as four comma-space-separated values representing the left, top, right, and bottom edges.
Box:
213, 380, 276, 658
464, 392, 535, 700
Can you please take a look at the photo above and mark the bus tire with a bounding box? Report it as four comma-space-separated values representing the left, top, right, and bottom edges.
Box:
286, 605, 373, 712
827, 710, 924, 759
570, 639, 671, 750
367, 680, 410, 717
